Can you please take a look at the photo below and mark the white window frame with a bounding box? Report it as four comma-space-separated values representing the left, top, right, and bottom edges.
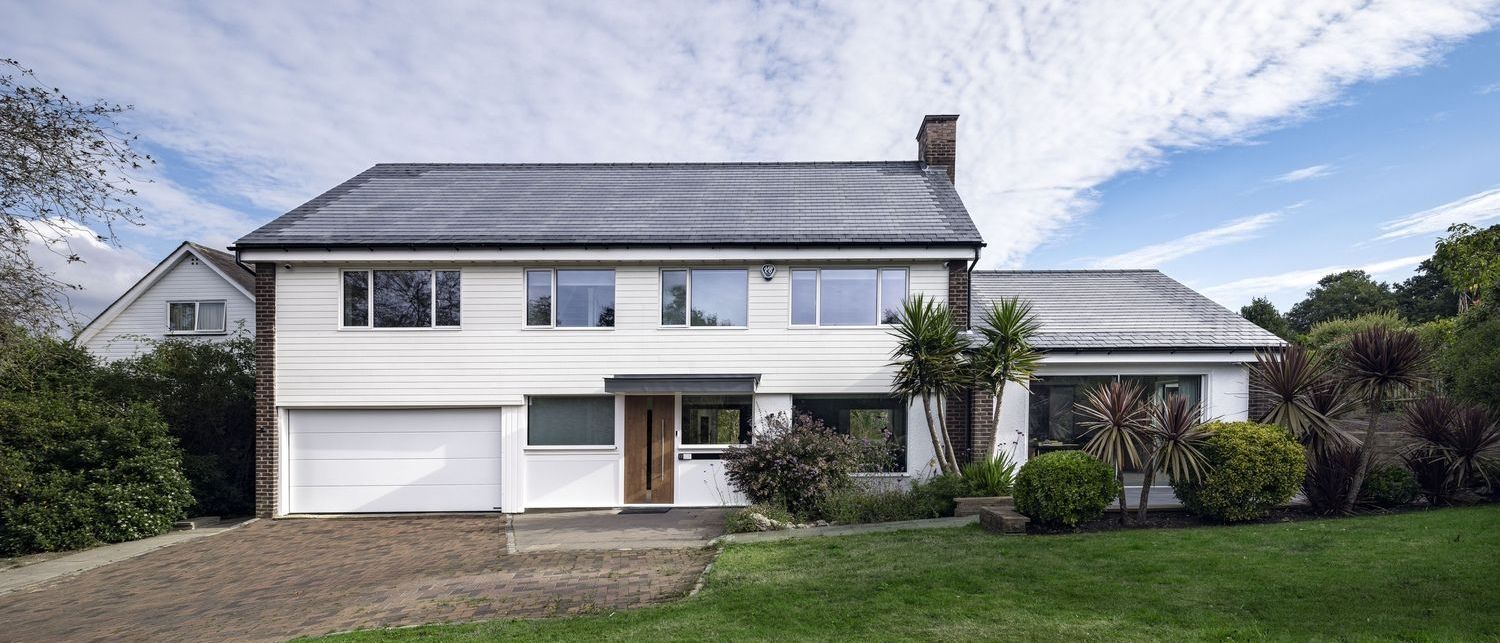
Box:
788, 267, 909, 328
338, 268, 462, 330
523, 268, 616, 330
658, 267, 749, 329
165, 300, 228, 334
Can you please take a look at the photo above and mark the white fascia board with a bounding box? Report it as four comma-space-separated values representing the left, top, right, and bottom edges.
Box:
237, 245, 976, 264
1039, 351, 1259, 365
75, 243, 195, 346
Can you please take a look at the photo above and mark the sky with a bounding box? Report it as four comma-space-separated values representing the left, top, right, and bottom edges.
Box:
5, 0, 1500, 321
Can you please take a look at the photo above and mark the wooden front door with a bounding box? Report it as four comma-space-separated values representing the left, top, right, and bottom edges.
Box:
624, 395, 675, 504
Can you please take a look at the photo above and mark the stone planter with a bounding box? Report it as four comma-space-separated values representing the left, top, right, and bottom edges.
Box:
953, 496, 1014, 517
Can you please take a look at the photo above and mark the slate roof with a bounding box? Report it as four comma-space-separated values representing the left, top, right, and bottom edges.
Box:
187, 242, 256, 292
971, 270, 1284, 351
233, 162, 983, 248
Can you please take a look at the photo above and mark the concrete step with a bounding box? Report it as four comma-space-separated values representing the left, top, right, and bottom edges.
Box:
979, 507, 1029, 535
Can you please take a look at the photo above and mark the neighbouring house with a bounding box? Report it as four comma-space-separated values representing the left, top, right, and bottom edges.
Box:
232, 114, 1277, 518
77, 241, 256, 361
967, 269, 1284, 489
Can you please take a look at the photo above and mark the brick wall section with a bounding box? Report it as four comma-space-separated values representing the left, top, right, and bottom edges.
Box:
1247, 367, 1275, 424
254, 262, 278, 518
916, 115, 958, 184
944, 260, 973, 462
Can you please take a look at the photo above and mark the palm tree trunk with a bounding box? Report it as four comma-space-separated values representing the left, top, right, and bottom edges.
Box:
1343, 391, 1383, 513
919, 394, 953, 476
935, 394, 961, 472
1136, 450, 1158, 521
1116, 469, 1128, 525
987, 384, 1006, 461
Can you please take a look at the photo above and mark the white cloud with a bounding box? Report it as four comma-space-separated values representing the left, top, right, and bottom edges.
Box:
1270, 164, 1336, 182
1091, 211, 1282, 269
2, 0, 1496, 302
1479, 81, 1500, 94
1375, 187, 1500, 240
21, 221, 158, 325
1201, 254, 1427, 307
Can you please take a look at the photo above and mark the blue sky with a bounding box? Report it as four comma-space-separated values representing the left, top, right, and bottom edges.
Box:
5, 1, 1500, 320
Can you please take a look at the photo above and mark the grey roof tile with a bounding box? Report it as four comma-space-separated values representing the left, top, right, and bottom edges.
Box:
186, 242, 256, 292
234, 162, 983, 248
972, 270, 1284, 351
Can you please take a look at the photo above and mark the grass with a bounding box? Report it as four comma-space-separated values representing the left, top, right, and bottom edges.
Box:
316, 505, 1500, 641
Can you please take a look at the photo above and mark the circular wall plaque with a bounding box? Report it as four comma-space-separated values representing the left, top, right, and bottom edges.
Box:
760, 264, 777, 280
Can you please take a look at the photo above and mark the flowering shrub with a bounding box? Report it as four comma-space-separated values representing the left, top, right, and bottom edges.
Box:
723, 412, 889, 518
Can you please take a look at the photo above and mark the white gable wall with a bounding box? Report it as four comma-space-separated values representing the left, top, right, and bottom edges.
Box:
82, 254, 255, 361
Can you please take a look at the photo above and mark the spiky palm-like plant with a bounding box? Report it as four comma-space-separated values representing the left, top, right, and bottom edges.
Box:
1249, 346, 1356, 455
1341, 328, 1429, 512
1401, 394, 1459, 504
971, 297, 1042, 460
1078, 380, 1149, 524
887, 294, 965, 475
1448, 406, 1500, 491
1139, 394, 1213, 520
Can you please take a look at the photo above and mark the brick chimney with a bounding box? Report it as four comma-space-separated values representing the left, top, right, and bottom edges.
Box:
916, 114, 958, 184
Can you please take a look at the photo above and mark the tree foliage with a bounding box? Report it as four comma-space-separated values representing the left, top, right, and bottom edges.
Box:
1285, 270, 1395, 333
1393, 259, 1458, 324
1431, 223, 1500, 310
970, 297, 1041, 461
1240, 297, 1293, 340
887, 294, 965, 474
1, 59, 153, 333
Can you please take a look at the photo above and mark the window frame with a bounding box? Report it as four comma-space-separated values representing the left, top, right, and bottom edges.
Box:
525, 395, 618, 449
792, 393, 910, 474
657, 267, 750, 329
165, 300, 228, 334
787, 267, 909, 328
678, 395, 754, 448
338, 268, 462, 331
523, 268, 617, 330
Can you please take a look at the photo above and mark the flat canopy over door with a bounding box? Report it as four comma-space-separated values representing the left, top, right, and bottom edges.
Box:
288, 408, 502, 513
623, 396, 675, 505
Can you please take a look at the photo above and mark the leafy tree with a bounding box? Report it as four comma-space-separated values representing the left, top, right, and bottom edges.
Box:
887, 295, 964, 475
1431, 223, 1500, 311
1393, 259, 1458, 323
1, 59, 153, 333
1436, 308, 1500, 412
970, 297, 1041, 462
1240, 297, 1293, 340
1285, 271, 1395, 333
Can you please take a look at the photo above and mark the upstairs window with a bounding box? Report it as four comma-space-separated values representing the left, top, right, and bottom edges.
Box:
661, 268, 748, 327
789, 268, 907, 326
526, 269, 615, 328
341, 269, 461, 328
167, 301, 226, 333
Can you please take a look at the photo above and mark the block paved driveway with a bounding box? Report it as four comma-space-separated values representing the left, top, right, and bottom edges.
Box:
0, 515, 718, 642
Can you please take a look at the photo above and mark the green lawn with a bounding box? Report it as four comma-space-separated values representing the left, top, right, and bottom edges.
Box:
319, 506, 1500, 642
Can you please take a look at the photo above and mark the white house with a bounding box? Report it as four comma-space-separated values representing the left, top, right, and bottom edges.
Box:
232, 115, 1281, 518
76, 241, 256, 361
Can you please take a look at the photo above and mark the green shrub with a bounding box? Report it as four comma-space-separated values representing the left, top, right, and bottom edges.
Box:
1361, 465, 1420, 508
1013, 451, 1120, 527
961, 453, 1017, 497
0, 390, 193, 555
101, 333, 256, 516
723, 412, 889, 517
819, 485, 944, 524
909, 473, 971, 517
1305, 312, 1407, 359
1172, 422, 1304, 522
1436, 310, 1500, 412
723, 503, 796, 533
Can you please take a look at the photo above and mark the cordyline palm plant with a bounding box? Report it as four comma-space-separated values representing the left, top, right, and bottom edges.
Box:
1249, 346, 1356, 456
1079, 380, 1150, 524
1341, 327, 1429, 512
1403, 395, 1500, 500
1138, 393, 1213, 520
887, 294, 964, 475
971, 297, 1042, 460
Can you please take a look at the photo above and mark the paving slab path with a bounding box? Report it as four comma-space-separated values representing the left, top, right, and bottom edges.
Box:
0, 515, 715, 642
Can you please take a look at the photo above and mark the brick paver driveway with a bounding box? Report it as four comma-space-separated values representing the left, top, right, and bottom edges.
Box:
0, 515, 715, 642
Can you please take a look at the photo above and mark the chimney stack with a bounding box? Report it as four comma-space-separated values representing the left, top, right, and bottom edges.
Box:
916, 114, 958, 185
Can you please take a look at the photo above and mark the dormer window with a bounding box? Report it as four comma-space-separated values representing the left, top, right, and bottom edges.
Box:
167, 301, 227, 333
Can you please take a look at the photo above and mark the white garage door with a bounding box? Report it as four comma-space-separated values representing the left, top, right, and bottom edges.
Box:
288, 408, 502, 513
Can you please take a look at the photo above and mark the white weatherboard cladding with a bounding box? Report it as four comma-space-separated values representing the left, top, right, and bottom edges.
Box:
82, 254, 254, 361
272, 262, 949, 406
287, 408, 503, 513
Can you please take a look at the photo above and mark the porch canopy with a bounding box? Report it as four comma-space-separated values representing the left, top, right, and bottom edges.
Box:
603, 374, 761, 394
